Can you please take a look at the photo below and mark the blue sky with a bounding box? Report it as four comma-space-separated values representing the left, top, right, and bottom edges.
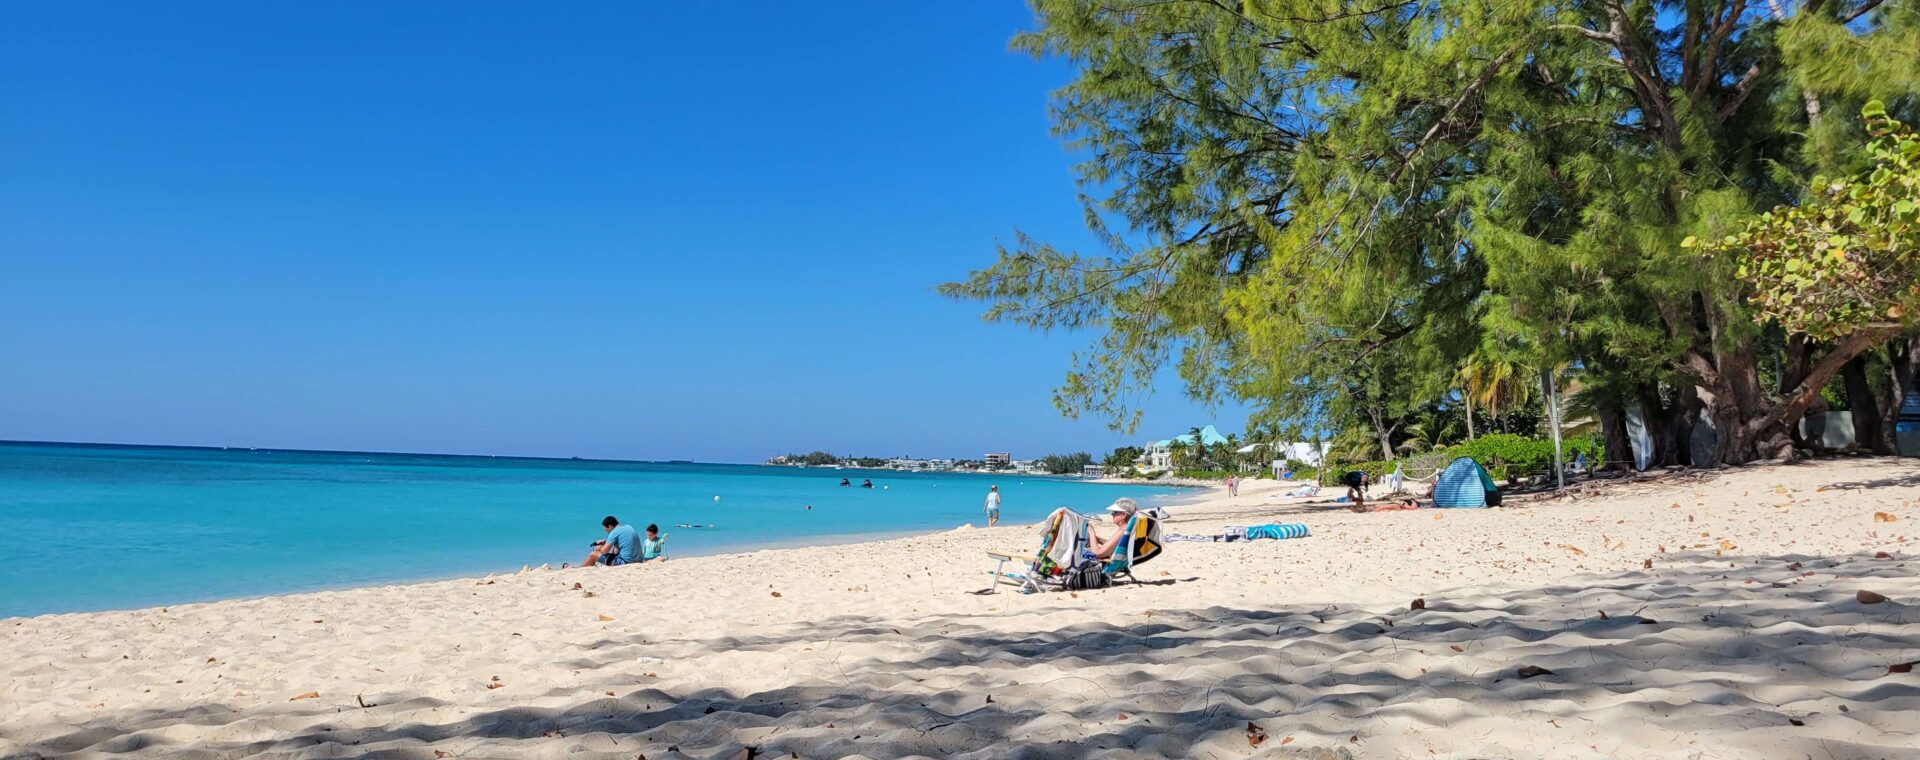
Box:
0, 2, 1249, 462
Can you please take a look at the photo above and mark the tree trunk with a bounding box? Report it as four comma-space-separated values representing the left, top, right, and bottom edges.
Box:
1736, 329, 1898, 462
1881, 334, 1918, 451
1599, 402, 1632, 471
1782, 334, 1823, 449
1464, 393, 1475, 440
1542, 369, 1564, 488
1670, 384, 1704, 467
1843, 352, 1885, 453
1365, 408, 1395, 461
1639, 386, 1676, 467
1705, 337, 1772, 465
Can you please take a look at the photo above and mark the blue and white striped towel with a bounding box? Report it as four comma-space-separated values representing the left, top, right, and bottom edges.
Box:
1243, 523, 1311, 540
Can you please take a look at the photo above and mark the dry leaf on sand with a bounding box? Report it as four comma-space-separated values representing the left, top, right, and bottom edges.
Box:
1246, 722, 1268, 747
597, 614, 614, 621
290, 691, 319, 701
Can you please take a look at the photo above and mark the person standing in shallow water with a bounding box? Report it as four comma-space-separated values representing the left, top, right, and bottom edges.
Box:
984, 485, 1002, 526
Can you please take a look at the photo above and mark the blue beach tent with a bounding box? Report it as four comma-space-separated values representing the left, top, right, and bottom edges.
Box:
1432, 456, 1500, 508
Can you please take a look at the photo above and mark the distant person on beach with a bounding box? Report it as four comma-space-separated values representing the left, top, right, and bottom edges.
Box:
639, 524, 666, 562
584, 515, 639, 566
1086, 499, 1137, 560
1343, 470, 1370, 512
1227, 475, 1238, 497
985, 485, 1002, 526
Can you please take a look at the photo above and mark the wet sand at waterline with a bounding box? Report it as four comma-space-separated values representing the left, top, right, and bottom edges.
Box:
4, 459, 1917, 759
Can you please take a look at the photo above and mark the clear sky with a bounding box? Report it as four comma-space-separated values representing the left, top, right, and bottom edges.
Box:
0, 2, 1249, 462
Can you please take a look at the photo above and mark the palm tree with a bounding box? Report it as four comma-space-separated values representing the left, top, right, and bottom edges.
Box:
1454, 353, 1534, 430
1396, 409, 1460, 455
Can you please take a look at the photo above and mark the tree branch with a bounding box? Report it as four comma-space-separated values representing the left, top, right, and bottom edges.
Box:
1692, 0, 1749, 99
1841, 0, 1885, 23
1717, 62, 1764, 120
1752, 327, 1898, 436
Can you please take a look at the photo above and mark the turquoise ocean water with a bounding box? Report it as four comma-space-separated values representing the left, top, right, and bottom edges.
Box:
0, 442, 1186, 618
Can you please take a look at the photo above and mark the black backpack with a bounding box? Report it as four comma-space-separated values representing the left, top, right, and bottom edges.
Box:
1064, 562, 1111, 590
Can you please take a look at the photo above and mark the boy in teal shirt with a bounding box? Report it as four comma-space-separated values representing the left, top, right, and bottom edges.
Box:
639, 524, 667, 562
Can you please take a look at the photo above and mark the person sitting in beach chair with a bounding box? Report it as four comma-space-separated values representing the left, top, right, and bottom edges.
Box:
1085, 498, 1163, 583
986, 500, 1162, 593
986, 506, 1087, 593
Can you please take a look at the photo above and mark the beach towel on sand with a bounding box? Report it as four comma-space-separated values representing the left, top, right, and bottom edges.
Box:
1243, 523, 1310, 540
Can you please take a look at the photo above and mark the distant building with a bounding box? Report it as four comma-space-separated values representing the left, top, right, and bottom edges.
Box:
984, 452, 1012, 467
1082, 463, 1106, 476
1143, 424, 1231, 471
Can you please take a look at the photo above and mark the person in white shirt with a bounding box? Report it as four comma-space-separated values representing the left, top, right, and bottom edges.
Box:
985, 485, 1002, 526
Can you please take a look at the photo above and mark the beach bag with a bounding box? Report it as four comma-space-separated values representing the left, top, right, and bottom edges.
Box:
1064, 562, 1111, 590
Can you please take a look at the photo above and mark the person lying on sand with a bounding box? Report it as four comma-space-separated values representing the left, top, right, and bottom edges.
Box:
1085, 499, 1137, 560
1365, 497, 1422, 512
584, 515, 640, 566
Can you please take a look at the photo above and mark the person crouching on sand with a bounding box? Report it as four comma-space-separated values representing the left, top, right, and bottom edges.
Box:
1342, 470, 1370, 512
584, 515, 640, 566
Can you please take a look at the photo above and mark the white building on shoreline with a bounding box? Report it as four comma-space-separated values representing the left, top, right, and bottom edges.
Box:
1142, 425, 1231, 471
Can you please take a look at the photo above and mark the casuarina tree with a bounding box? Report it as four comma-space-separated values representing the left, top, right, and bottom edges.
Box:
944, 0, 1920, 464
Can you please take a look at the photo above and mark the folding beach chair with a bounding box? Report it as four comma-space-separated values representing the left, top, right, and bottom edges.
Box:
1103, 511, 1164, 585
986, 507, 1086, 594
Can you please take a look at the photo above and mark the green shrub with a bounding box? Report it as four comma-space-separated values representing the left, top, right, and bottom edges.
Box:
1445, 434, 1605, 480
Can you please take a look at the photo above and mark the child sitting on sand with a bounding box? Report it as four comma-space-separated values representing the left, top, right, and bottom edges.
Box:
639, 524, 667, 562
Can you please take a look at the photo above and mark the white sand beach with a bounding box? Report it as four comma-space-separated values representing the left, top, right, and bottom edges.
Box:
4, 458, 1918, 759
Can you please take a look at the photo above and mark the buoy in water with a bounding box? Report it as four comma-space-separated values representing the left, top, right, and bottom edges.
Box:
713, 495, 721, 502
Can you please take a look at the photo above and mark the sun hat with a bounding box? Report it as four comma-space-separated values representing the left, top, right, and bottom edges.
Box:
1104, 498, 1139, 515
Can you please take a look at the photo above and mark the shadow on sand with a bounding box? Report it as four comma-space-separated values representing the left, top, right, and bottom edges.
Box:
9, 551, 1917, 760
